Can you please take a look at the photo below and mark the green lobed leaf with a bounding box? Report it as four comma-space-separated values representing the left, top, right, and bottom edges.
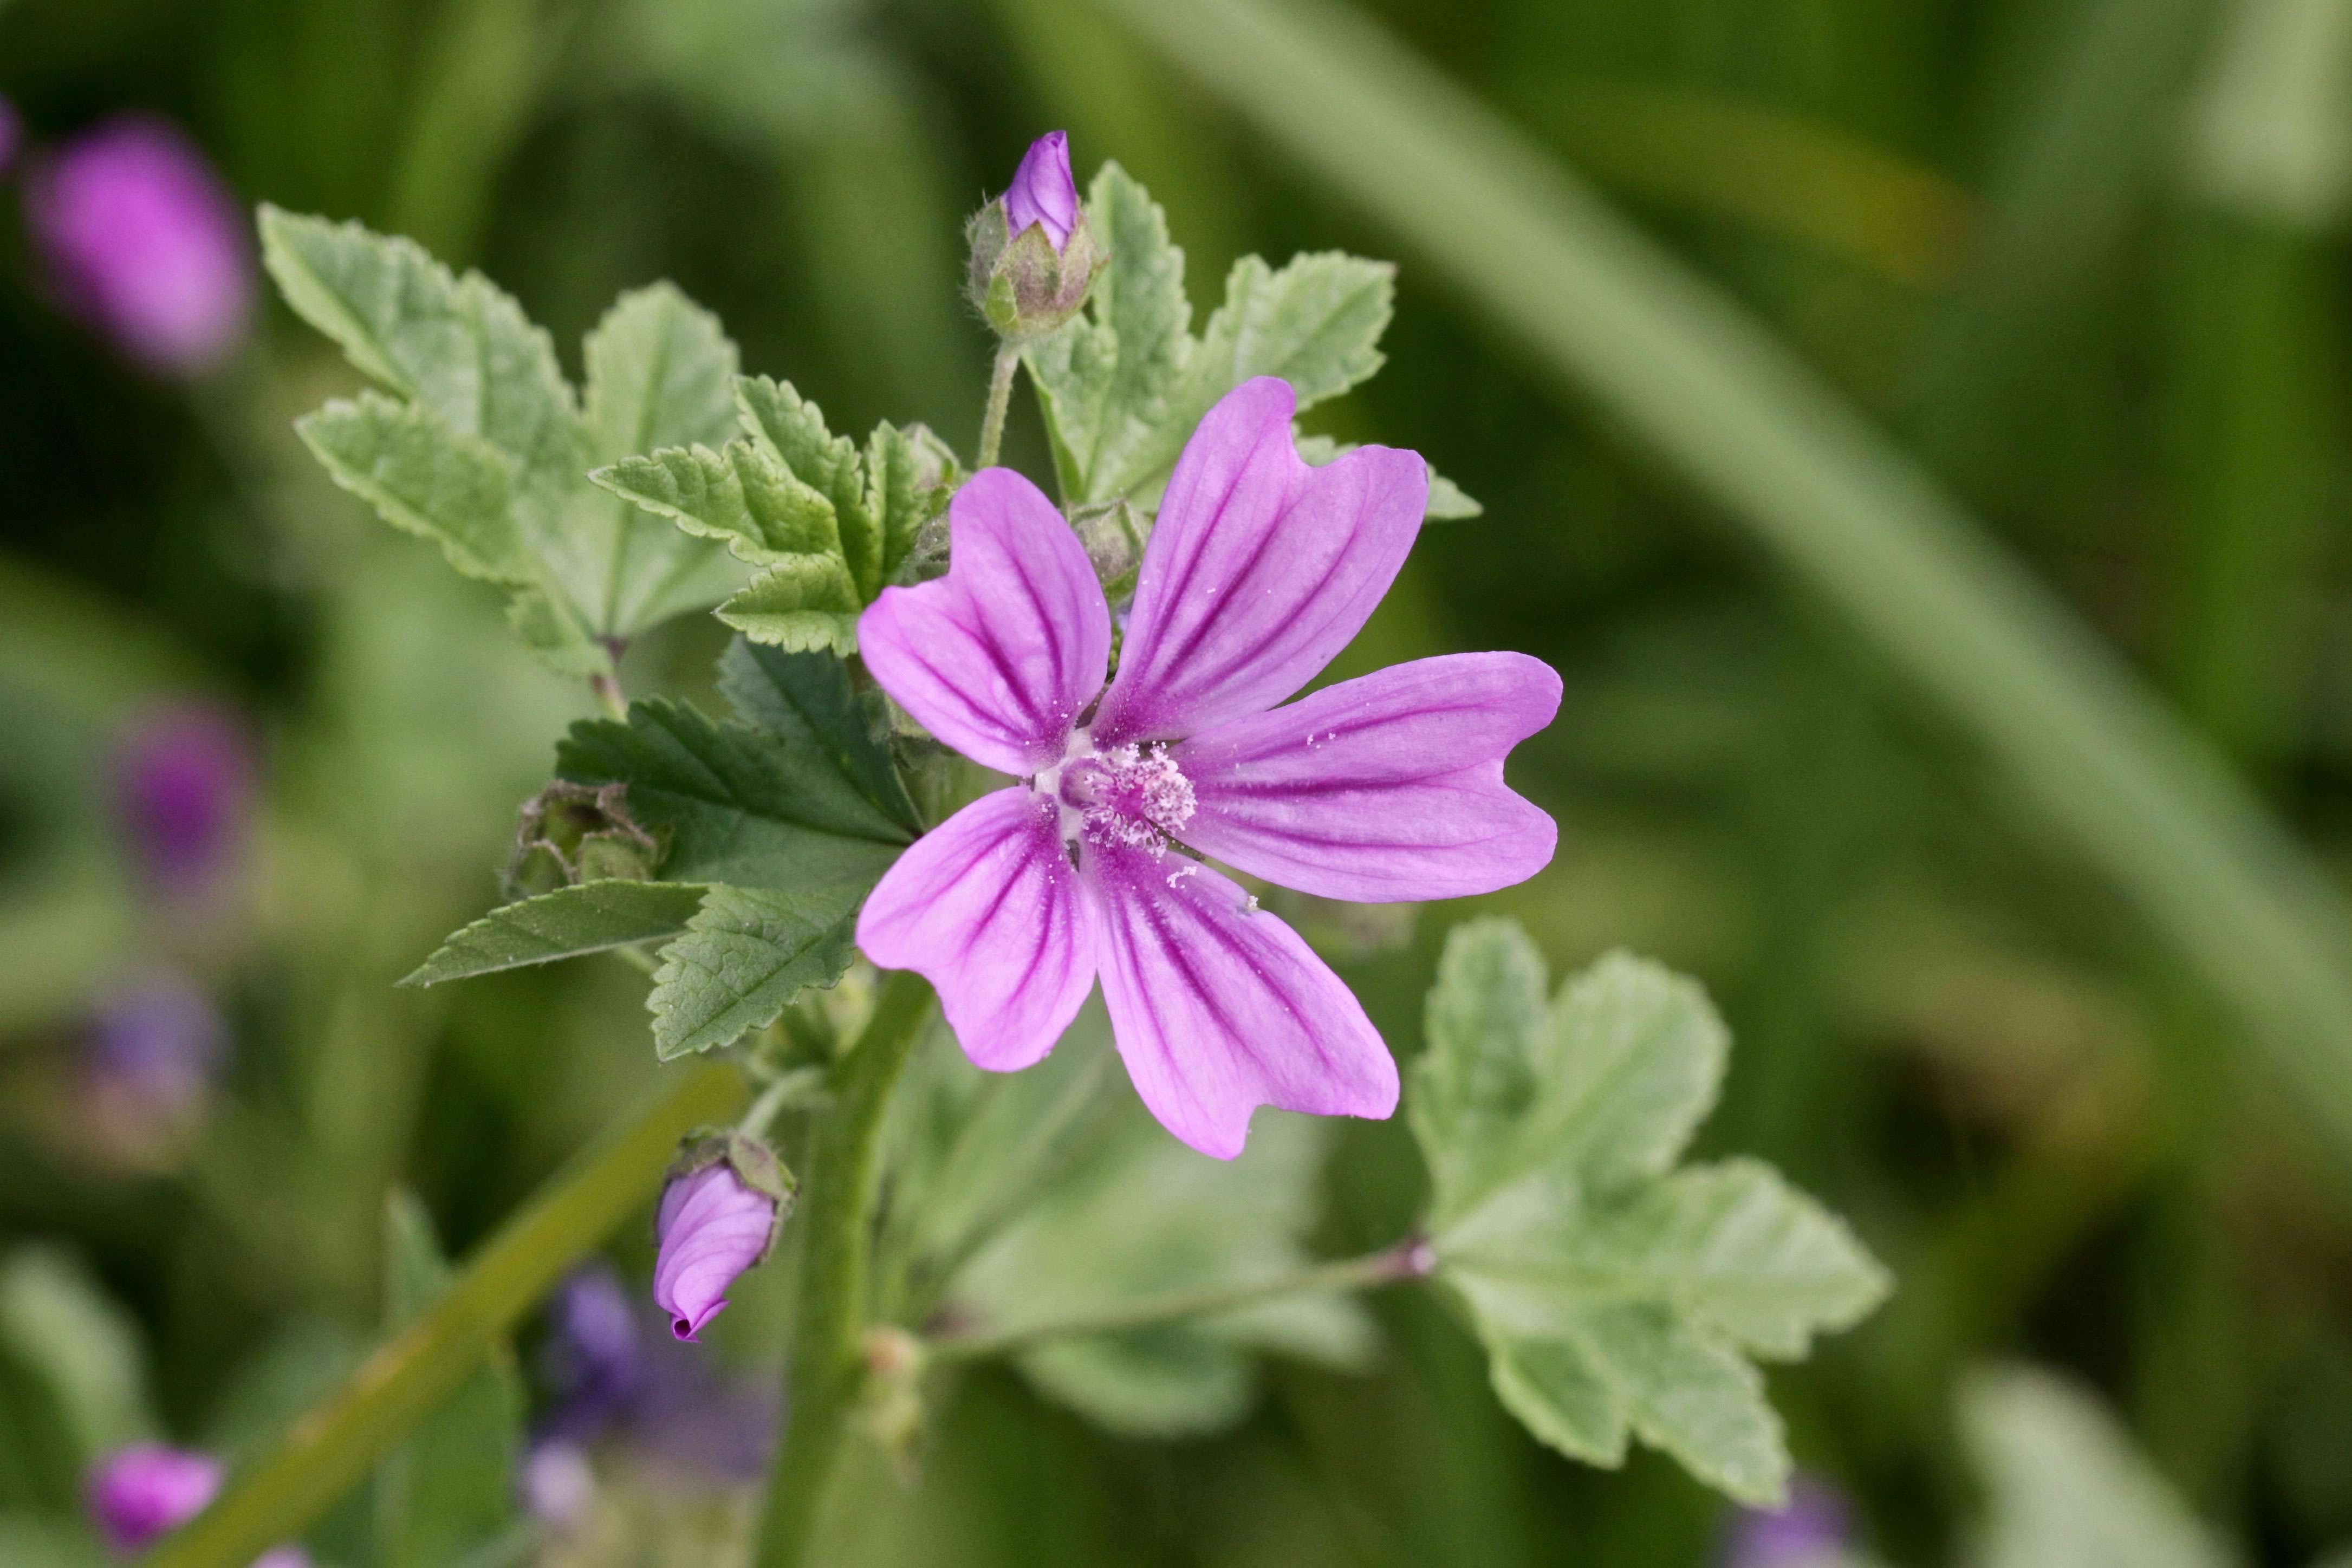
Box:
550, 688, 913, 1053
401, 881, 708, 986
1024, 168, 1405, 509
1961, 1365, 2238, 1568
646, 888, 860, 1060
716, 639, 918, 832
579, 283, 751, 633
262, 207, 751, 669
1410, 921, 1887, 1506
944, 1011, 1375, 1439
375, 1194, 523, 1568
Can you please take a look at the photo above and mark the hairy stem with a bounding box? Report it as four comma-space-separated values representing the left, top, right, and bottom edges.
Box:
975, 343, 1021, 470
924, 1236, 1436, 1364
750, 971, 936, 1568
143, 1064, 745, 1568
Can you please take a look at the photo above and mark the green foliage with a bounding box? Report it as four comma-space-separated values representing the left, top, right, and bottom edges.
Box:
900, 1011, 1373, 1438
401, 881, 708, 985
1960, 1365, 2236, 1568
592, 379, 958, 653
1411, 921, 1888, 1505
262, 209, 748, 675
1025, 163, 1469, 519
409, 640, 912, 1056
0, 1248, 153, 1513
375, 1194, 524, 1568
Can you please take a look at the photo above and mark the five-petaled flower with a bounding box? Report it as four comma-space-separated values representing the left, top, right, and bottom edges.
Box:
857, 377, 1560, 1158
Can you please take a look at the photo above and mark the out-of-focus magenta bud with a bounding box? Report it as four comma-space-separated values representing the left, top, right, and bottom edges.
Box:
112, 702, 255, 904
87, 1443, 223, 1554
1003, 130, 1078, 252
966, 130, 1099, 341
1721, 1475, 1854, 1568
83, 967, 229, 1143
25, 116, 254, 377
652, 1136, 793, 1343
0, 97, 22, 181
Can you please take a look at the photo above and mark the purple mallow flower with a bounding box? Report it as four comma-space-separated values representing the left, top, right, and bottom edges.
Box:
857, 376, 1560, 1159
1004, 130, 1078, 252
85, 968, 229, 1124
24, 116, 254, 376
87, 1443, 223, 1554
113, 703, 255, 901
1723, 1477, 1854, 1568
653, 1164, 777, 1342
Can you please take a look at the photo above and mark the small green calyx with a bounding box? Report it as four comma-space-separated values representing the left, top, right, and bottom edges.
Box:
965, 198, 1101, 343
666, 1130, 799, 1260
505, 780, 664, 895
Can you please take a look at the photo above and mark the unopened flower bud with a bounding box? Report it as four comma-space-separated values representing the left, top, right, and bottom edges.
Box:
652, 1134, 795, 1342
87, 1443, 223, 1554
966, 131, 1100, 341
25, 117, 254, 377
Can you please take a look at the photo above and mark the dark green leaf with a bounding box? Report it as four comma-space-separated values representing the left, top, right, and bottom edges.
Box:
647, 888, 861, 1059
717, 639, 918, 832
401, 881, 709, 987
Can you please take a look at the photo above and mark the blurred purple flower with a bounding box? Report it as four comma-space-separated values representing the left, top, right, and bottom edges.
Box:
653, 1164, 775, 1343
537, 1265, 648, 1440
248, 1551, 313, 1568
0, 97, 22, 182
113, 703, 255, 902
519, 1440, 596, 1531
87, 1443, 222, 1554
24, 116, 254, 376
533, 1263, 781, 1492
1723, 1476, 1854, 1568
85, 968, 229, 1124
1003, 130, 1078, 251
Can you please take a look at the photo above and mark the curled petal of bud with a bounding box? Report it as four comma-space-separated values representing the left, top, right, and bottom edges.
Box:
653, 1164, 777, 1342
1004, 130, 1078, 252
87, 1443, 223, 1554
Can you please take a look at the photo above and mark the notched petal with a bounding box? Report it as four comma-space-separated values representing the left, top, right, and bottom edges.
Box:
1087, 841, 1398, 1158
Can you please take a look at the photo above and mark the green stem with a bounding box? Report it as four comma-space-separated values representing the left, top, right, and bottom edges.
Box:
144, 1064, 746, 1568
750, 971, 936, 1568
926, 1238, 1433, 1364
975, 343, 1021, 470
589, 668, 628, 722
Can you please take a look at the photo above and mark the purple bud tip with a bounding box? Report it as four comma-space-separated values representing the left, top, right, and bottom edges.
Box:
25, 116, 255, 378
1723, 1476, 1853, 1568
113, 702, 255, 901
0, 97, 22, 183
652, 1165, 776, 1342
1003, 130, 1078, 252
87, 1443, 224, 1554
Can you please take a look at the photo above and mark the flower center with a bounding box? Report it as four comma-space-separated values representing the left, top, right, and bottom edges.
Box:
1037, 732, 1195, 856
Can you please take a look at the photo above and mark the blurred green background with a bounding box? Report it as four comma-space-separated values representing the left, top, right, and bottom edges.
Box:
8, 0, 2352, 1563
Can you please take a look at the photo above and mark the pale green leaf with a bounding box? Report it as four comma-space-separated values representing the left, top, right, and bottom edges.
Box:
297, 394, 529, 583
265, 207, 757, 666
647, 888, 860, 1058
1411, 922, 1885, 1505
1025, 162, 1192, 505
862, 420, 960, 587
716, 564, 864, 655
1961, 1365, 2238, 1568
376, 1194, 522, 1568
593, 440, 847, 566
580, 283, 749, 633
401, 881, 708, 986
734, 376, 880, 597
